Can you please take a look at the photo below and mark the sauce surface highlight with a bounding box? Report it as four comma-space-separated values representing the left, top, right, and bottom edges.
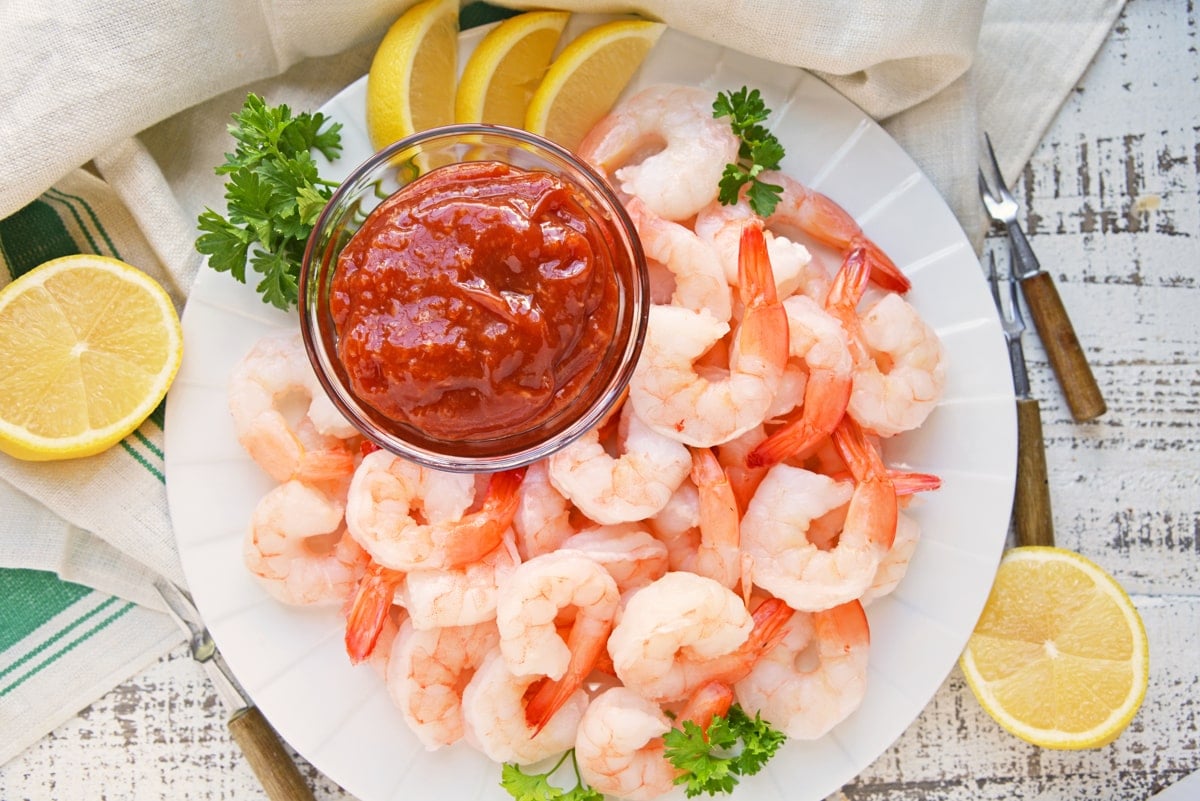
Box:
331, 160, 621, 441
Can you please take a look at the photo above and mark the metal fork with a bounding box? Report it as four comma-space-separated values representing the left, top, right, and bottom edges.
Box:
979, 132, 1106, 422
987, 251, 1054, 547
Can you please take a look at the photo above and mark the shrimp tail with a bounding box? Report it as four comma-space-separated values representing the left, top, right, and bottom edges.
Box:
524, 615, 615, 735
745, 596, 796, 657
738, 222, 780, 306
827, 247, 872, 314
892, 470, 941, 496
831, 417, 898, 550
344, 561, 402, 664
746, 367, 854, 469
680, 680, 735, 733
443, 467, 527, 566
813, 598, 870, 650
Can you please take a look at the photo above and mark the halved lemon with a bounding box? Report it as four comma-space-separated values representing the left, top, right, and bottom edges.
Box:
455, 10, 570, 127
525, 19, 665, 150
0, 255, 183, 461
960, 546, 1149, 749
366, 0, 459, 150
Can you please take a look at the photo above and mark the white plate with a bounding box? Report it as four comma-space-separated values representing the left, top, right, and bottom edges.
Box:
165, 19, 1016, 801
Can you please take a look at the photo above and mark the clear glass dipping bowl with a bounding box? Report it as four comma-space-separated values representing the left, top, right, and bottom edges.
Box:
300, 124, 648, 473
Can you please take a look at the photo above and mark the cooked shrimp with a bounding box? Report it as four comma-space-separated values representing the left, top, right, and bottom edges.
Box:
575, 681, 734, 801
647, 482, 701, 572
765, 170, 910, 293
228, 333, 357, 490
608, 572, 794, 702
243, 479, 368, 606
558, 525, 669, 593
460, 648, 589, 765
735, 600, 869, 739
496, 550, 620, 681
625, 196, 732, 321
741, 461, 885, 612
849, 291, 947, 437
386, 619, 500, 750
694, 197, 828, 301
547, 401, 692, 525
399, 532, 521, 630
512, 459, 576, 560
747, 294, 854, 468
686, 447, 743, 589
577, 84, 739, 222
629, 222, 789, 447
343, 559, 405, 663
861, 510, 920, 605
715, 424, 769, 514
345, 449, 524, 571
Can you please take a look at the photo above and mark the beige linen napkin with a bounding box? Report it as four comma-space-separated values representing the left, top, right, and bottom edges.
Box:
0, 0, 1124, 771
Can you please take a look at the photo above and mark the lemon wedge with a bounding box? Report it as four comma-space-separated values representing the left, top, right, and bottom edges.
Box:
526, 19, 665, 150
0, 255, 183, 461
960, 546, 1150, 749
455, 10, 570, 127
366, 0, 459, 150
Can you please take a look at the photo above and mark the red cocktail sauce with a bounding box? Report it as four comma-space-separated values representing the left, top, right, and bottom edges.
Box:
330, 160, 621, 442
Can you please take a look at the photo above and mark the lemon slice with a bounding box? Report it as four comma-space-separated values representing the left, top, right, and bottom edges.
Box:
0, 255, 183, 461
526, 19, 665, 150
455, 10, 570, 127
960, 546, 1149, 749
366, 0, 459, 150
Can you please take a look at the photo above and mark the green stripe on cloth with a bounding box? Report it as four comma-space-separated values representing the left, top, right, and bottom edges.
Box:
1, 596, 137, 698
0, 569, 92, 651
0, 199, 80, 280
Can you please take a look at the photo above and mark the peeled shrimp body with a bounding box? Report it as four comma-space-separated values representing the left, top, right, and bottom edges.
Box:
848, 292, 947, 437
512, 459, 575, 560
574, 686, 679, 801
607, 572, 792, 702
244, 479, 367, 605
460, 648, 588, 765
345, 450, 522, 571
694, 197, 826, 301
625, 196, 732, 322
558, 526, 669, 593
399, 533, 521, 630
629, 223, 789, 447
740, 464, 864, 611
735, 600, 870, 740
548, 401, 692, 525
861, 510, 920, 605
577, 84, 739, 222
386, 619, 500, 750
496, 550, 620, 681
228, 332, 357, 489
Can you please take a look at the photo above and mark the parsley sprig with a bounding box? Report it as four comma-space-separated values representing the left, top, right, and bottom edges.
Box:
663, 704, 788, 797
500, 749, 603, 801
713, 87, 786, 217
195, 93, 343, 310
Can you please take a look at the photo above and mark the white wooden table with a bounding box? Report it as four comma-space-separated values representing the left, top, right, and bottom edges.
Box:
2, 1, 1197, 799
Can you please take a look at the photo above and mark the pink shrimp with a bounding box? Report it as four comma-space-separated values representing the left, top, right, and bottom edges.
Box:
747, 294, 854, 468
735, 599, 870, 739
765, 170, 910, 293
628, 222, 790, 447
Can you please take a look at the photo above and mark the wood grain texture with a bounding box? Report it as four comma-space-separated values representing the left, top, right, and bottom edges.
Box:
1, 2, 1196, 800
1014, 397, 1055, 547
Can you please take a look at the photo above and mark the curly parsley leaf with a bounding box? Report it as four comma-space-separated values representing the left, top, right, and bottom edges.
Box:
663, 704, 787, 797
712, 87, 786, 217
500, 751, 603, 801
195, 93, 342, 311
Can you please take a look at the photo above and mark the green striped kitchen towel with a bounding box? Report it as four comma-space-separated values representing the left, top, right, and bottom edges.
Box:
0, 168, 185, 763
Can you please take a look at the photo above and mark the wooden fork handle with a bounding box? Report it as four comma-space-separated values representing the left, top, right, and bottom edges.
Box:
227, 706, 316, 801
1014, 397, 1055, 547
1019, 271, 1107, 421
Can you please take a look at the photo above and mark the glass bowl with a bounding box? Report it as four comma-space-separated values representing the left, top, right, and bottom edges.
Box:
300, 124, 648, 473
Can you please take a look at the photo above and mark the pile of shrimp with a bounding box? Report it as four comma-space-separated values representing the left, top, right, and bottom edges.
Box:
228, 84, 947, 800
